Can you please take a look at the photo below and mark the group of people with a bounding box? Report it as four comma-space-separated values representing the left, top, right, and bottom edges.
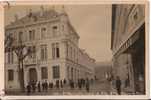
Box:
106, 75, 122, 95
26, 78, 93, 95
69, 78, 93, 92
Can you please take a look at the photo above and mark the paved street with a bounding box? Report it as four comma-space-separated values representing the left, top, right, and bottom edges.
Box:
6, 79, 118, 95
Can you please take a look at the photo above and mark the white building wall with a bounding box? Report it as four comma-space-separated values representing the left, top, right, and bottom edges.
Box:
5, 11, 95, 90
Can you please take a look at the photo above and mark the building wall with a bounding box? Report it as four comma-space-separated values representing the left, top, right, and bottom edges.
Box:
112, 5, 145, 54
5, 9, 95, 90
111, 4, 145, 93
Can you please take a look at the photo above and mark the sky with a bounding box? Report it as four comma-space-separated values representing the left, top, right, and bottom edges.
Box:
5, 5, 112, 62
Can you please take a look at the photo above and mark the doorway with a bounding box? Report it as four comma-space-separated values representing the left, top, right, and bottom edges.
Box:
29, 68, 37, 83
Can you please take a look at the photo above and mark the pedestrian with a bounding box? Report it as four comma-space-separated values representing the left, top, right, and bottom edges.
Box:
63, 79, 66, 85
60, 80, 63, 88
42, 81, 45, 91
86, 78, 90, 92
78, 79, 82, 89
56, 80, 60, 89
31, 81, 36, 93
52, 82, 54, 89
26, 82, 31, 95
69, 79, 72, 89
45, 80, 48, 92
116, 76, 121, 95
49, 82, 51, 89
37, 81, 41, 92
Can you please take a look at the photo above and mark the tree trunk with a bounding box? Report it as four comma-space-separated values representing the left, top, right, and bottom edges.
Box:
18, 59, 25, 92
21, 60, 25, 92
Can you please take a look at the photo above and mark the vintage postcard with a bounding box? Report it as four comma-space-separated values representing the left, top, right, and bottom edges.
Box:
0, 0, 149, 99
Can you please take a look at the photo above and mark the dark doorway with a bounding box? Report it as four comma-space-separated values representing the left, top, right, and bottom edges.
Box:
29, 68, 37, 82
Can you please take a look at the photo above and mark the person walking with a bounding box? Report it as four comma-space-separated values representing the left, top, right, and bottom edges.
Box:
116, 76, 122, 95
45, 80, 48, 92
37, 81, 41, 92
26, 82, 31, 95
86, 78, 90, 92
42, 82, 44, 91
31, 81, 36, 93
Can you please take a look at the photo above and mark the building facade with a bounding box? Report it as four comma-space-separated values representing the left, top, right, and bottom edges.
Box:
5, 7, 95, 91
111, 4, 145, 94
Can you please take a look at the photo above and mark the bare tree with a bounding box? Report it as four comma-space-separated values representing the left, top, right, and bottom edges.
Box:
5, 33, 34, 91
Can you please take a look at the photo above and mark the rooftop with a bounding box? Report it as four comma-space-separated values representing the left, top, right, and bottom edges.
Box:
5, 8, 65, 29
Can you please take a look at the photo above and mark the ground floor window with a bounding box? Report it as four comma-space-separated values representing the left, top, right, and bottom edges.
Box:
52, 66, 60, 79
8, 69, 14, 81
41, 67, 48, 79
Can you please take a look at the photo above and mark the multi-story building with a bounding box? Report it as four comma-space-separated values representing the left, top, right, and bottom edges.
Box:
5, 7, 95, 91
111, 4, 145, 94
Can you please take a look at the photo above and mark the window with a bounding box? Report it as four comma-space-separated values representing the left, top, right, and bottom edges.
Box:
29, 30, 35, 40
52, 43, 55, 59
41, 67, 48, 79
28, 46, 36, 59
52, 26, 58, 37
8, 51, 13, 64
18, 31, 23, 42
52, 66, 60, 79
66, 42, 69, 58
41, 27, 46, 39
52, 43, 60, 59
8, 69, 14, 81
70, 47, 72, 59
41, 45, 47, 60
56, 43, 60, 58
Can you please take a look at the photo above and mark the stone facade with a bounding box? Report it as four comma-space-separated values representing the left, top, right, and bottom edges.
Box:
111, 4, 145, 94
5, 7, 95, 90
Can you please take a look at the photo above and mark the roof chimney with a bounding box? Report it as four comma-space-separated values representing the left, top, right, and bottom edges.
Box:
40, 5, 44, 16
28, 9, 32, 17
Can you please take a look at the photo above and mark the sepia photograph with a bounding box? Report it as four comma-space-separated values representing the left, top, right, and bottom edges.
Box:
2, 1, 149, 99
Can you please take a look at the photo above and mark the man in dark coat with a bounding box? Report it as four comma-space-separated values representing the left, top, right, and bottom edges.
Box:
86, 78, 90, 92
37, 81, 41, 92
27, 82, 31, 95
116, 76, 122, 95
42, 82, 45, 91
45, 80, 48, 92
31, 81, 36, 93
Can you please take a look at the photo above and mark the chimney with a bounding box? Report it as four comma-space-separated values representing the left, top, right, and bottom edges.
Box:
28, 9, 32, 17
40, 5, 44, 16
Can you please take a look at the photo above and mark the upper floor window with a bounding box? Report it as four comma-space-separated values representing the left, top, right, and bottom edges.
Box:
56, 43, 60, 58
8, 69, 14, 81
52, 43, 60, 59
52, 26, 58, 37
41, 44, 47, 61
28, 46, 36, 59
29, 30, 35, 40
41, 27, 47, 39
8, 50, 13, 64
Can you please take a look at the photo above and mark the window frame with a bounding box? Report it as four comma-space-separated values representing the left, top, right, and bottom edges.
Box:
52, 65, 60, 79
8, 69, 14, 81
41, 67, 48, 79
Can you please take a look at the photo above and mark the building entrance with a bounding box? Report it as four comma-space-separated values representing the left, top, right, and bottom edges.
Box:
29, 68, 37, 83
